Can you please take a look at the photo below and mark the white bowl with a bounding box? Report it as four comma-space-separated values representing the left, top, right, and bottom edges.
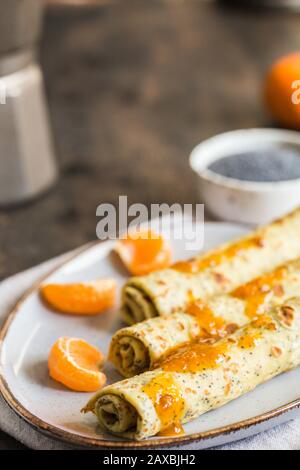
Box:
189, 128, 300, 225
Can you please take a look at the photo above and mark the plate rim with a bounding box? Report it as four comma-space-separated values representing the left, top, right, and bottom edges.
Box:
1, 223, 300, 448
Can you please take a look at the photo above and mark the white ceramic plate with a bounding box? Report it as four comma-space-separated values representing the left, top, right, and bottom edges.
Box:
1, 219, 300, 449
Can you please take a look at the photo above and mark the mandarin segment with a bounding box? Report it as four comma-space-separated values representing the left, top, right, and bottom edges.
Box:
48, 337, 106, 392
115, 230, 172, 275
41, 279, 116, 315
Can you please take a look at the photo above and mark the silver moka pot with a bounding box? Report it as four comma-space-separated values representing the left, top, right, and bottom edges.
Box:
0, 0, 57, 206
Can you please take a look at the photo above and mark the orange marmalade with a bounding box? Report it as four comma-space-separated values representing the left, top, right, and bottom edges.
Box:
187, 299, 229, 338
157, 341, 228, 373
143, 373, 185, 436
172, 236, 264, 274
250, 314, 277, 331
157, 423, 185, 437
237, 314, 276, 349
231, 266, 287, 318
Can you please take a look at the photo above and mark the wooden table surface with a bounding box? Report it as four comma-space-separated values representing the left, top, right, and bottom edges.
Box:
1, 0, 300, 450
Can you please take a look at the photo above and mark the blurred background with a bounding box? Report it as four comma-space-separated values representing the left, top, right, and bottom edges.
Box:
1, 0, 300, 276
1, 0, 300, 450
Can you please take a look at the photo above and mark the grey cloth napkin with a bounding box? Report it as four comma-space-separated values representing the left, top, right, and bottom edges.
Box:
0, 252, 299, 450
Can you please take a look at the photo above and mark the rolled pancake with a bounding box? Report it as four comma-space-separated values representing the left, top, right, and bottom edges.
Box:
111, 259, 300, 376
84, 297, 300, 440
110, 300, 245, 377
121, 207, 300, 324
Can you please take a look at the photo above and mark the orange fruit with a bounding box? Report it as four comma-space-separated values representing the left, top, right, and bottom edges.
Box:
41, 279, 116, 315
115, 229, 172, 276
48, 337, 106, 392
264, 52, 300, 129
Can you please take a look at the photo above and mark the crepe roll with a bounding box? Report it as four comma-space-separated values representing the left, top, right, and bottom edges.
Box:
121, 207, 300, 324
83, 297, 300, 440
110, 300, 245, 377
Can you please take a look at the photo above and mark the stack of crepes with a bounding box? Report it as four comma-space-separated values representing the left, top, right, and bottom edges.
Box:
83, 207, 300, 440
109, 259, 300, 377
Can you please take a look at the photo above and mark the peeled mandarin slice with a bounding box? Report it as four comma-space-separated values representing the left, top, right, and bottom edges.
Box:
41, 279, 116, 315
114, 230, 172, 275
48, 337, 106, 392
